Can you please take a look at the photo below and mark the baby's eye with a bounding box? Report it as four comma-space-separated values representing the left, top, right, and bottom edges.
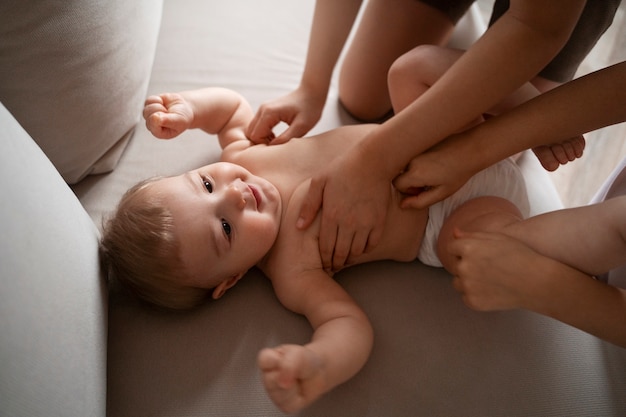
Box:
203, 179, 213, 193
221, 220, 231, 236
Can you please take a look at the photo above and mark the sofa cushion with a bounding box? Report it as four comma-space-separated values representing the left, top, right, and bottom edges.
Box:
0, 103, 107, 417
0, 0, 162, 184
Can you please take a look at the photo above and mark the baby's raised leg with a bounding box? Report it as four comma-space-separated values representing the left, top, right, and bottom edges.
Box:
388, 45, 466, 114
387, 44, 586, 169
436, 196, 524, 270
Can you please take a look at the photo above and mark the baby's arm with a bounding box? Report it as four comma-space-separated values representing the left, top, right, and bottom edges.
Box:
143, 87, 253, 149
258, 269, 373, 414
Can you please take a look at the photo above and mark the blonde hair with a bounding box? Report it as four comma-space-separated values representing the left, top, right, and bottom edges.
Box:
99, 178, 209, 310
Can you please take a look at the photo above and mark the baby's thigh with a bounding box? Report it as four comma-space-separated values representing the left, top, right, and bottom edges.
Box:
436, 196, 524, 270
338, 0, 455, 120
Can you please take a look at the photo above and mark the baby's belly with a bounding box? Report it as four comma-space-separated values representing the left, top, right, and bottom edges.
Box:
351, 207, 429, 266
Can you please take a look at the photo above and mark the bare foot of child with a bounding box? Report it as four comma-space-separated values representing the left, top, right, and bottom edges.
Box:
532, 135, 585, 171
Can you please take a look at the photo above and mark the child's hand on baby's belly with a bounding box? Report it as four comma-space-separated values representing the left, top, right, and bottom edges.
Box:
257, 344, 327, 414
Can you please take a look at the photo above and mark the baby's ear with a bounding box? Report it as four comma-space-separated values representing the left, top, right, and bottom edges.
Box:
211, 272, 245, 299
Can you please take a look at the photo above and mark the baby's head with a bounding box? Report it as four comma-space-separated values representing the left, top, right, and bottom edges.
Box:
100, 162, 283, 310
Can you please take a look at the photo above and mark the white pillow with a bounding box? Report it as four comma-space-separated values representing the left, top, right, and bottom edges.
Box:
0, 102, 107, 416
0, 0, 162, 184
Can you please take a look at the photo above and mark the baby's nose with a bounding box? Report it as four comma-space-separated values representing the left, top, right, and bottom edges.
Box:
225, 181, 247, 209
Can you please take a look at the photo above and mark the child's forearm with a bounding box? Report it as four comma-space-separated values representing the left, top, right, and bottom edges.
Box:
360, 1, 585, 179
263, 268, 374, 412
522, 257, 626, 348
258, 306, 372, 413
457, 61, 626, 172
503, 196, 626, 277
498, 198, 626, 347
307, 310, 373, 391
300, 0, 362, 95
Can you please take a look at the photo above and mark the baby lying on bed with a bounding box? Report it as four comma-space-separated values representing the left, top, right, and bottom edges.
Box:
100, 85, 529, 412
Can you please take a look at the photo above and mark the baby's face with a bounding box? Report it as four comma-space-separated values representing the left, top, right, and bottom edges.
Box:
149, 162, 282, 289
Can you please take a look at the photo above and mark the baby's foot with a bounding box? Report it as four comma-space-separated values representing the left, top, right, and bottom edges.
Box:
532, 135, 585, 171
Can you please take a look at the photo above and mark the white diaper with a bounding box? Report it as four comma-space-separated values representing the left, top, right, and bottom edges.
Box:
417, 158, 530, 267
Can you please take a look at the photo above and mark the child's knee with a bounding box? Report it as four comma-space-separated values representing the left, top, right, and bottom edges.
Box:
436, 196, 524, 269
388, 45, 461, 112
389, 44, 452, 85
389, 45, 432, 87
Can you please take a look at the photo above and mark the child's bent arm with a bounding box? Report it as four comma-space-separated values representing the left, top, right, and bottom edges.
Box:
450, 231, 626, 347
438, 195, 626, 280
445, 196, 626, 347
260, 270, 373, 413
527, 258, 626, 348
501, 196, 626, 277
435, 62, 626, 175
144, 88, 253, 149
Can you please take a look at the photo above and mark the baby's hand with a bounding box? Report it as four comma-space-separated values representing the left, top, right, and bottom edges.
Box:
257, 344, 326, 414
143, 93, 194, 139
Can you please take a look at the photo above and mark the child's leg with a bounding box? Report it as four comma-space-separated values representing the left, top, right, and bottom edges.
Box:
438, 194, 626, 291
338, 0, 455, 122
388, 46, 471, 115
440, 196, 626, 347
436, 196, 525, 270
388, 45, 546, 130
387, 44, 585, 170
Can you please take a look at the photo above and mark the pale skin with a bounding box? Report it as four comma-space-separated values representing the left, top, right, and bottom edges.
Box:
411, 60, 626, 348
142, 86, 533, 412
290, 42, 581, 272
283, 0, 588, 270
444, 196, 626, 348
247, 0, 580, 143
394, 60, 626, 208
386, 44, 585, 175
144, 89, 425, 413
139, 46, 598, 412
246, 0, 456, 143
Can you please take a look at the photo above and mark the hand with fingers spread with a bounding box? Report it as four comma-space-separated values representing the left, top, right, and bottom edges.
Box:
143, 93, 194, 139
257, 345, 327, 415
247, 86, 326, 145
297, 148, 389, 272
